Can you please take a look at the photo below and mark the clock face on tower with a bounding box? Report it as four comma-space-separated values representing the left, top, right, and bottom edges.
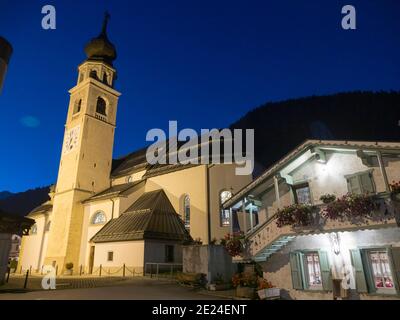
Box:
63, 125, 80, 155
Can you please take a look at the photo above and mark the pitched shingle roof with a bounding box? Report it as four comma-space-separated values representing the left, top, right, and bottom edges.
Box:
91, 189, 192, 243
83, 180, 145, 203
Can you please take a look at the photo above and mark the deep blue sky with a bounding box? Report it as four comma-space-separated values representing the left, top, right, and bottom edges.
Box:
0, 0, 399, 193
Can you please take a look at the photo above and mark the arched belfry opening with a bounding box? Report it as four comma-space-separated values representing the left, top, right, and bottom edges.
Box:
96, 97, 107, 115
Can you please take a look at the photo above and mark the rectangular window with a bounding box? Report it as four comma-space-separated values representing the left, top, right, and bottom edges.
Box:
351, 248, 399, 295
107, 251, 113, 262
368, 250, 395, 292
220, 209, 230, 227
290, 250, 332, 291
165, 245, 174, 263
293, 183, 312, 204
305, 252, 323, 289
346, 170, 375, 195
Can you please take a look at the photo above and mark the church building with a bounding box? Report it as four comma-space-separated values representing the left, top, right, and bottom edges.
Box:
18, 17, 252, 275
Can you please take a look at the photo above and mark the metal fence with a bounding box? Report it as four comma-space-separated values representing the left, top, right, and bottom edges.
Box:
144, 263, 183, 279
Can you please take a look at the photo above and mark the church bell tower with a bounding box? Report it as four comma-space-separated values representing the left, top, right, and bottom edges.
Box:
44, 13, 121, 272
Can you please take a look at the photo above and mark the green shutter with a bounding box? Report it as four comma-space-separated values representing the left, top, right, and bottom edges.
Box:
347, 176, 361, 194
389, 247, 400, 293
319, 251, 332, 291
360, 172, 375, 194
290, 252, 304, 290
350, 249, 369, 293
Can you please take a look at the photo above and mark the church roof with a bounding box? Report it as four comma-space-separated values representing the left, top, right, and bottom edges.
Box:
111, 147, 148, 178
28, 203, 53, 216
90, 189, 192, 243
84, 12, 117, 65
83, 180, 145, 203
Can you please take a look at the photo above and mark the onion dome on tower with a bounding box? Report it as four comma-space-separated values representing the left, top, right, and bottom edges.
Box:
84, 12, 117, 66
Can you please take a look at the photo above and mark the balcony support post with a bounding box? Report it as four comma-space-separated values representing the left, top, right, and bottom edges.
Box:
377, 151, 390, 192
274, 175, 281, 208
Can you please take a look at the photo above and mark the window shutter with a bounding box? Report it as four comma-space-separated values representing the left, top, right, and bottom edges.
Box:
360, 172, 375, 194
389, 247, 400, 293
350, 249, 368, 293
318, 251, 332, 291
347, 176, 361, 194
290, 252, 304, 290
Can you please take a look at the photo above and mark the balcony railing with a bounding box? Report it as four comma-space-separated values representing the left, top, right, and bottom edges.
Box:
245, 193, 400, 258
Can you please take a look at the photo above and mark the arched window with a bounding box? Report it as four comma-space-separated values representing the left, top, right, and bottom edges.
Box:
183, 194, 190, 230
126, 175, 133, 183
91, 211, 107, 225
89, 70, 98, 80
220, 190, 232, 227
96, 97, 107, 115
73, 99, 82, 114
30, 224, 38, 235
102, 72, 108, 85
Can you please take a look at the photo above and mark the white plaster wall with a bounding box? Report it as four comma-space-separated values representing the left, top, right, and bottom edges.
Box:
93, 241, 145, 268
262, 228, 400, 300
20, 214, 47, 271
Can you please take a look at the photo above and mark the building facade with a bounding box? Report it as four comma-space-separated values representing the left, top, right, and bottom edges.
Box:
224, 140, 400, 300
18, 19, 251, 275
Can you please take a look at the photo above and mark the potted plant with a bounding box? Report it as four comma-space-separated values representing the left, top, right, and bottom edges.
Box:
65, 262, 74, 275
320, 194, 336, 204
390, 181, 400, 201
232, 272, 258, 299
275, 204, 317, 229
223, 232, 246, 257
257, 278, 279, 300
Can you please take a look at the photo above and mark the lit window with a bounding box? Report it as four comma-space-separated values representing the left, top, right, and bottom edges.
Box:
368, 251, 395, 290
293, 183, 312, 204
305, 252, 323, 289
30, 224, 37, 235
107, 251, 113, 262
220, 190, 232, 227
183, 195, 190, 230
92, 211, 107, 225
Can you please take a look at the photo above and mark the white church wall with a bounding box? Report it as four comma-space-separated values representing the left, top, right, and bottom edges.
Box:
145, 165, 209, 243
19, 213, 47, 272
93, 240, 145, 271
208, 163, 253, 241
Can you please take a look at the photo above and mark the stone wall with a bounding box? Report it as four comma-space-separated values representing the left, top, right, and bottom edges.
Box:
183, 244, 236, 283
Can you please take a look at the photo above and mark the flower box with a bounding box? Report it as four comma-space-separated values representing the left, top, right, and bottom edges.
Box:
236, 286, 256, 299
257, 288, 281, 300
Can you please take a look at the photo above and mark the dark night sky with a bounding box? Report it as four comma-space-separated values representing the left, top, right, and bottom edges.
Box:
0, 0, 399, 192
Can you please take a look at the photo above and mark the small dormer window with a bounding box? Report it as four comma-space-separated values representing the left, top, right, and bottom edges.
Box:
96, 97, 107, 115
126, 175, 133, 183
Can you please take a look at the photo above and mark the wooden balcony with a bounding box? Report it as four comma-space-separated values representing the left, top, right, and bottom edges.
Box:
243, 193, 400, 262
